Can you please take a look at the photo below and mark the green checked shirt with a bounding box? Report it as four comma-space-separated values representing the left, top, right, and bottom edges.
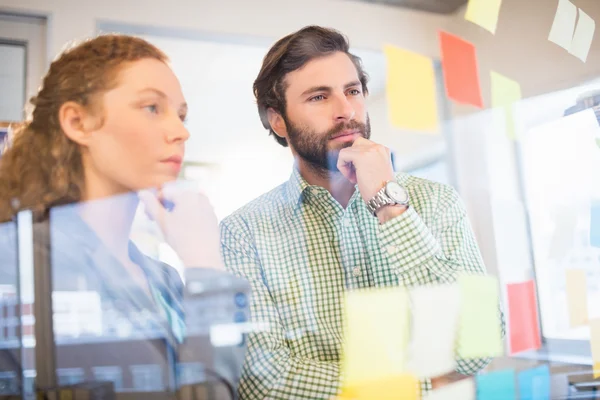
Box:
221, 168, 498, 400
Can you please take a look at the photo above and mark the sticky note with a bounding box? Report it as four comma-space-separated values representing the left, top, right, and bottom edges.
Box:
518, 365, 551, 400
439, 31, 484, 108
548, 0, 578, 50
407, 284, 459, 377
341, 374, 419, 400
491, 71, 522, 140
570, 8, 596, 62
341, 288, 410, 387
591, 201, 600, 248
457, 275, 503, 358
507, 280, 541, 354
565, 269, 588, 327
465, 0, 503, 34
383, 45, 439, 132
476, 370, 516, 399
428, 379, 475, 400
548, 207, 577, 261
591, 319, 600, 379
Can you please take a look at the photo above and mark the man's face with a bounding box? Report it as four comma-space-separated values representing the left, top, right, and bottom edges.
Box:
279, 52, 370, 172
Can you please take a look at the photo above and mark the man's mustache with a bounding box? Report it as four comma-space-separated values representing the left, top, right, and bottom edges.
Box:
326, 121, 368, 140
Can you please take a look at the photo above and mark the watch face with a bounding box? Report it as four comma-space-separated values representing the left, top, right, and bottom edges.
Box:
385, 181, 408, 203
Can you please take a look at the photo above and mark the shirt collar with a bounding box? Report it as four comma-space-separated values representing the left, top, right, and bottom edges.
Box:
285, 167, 311, 211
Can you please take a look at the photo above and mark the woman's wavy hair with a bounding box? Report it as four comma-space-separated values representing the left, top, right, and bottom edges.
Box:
0, 34, 168, 223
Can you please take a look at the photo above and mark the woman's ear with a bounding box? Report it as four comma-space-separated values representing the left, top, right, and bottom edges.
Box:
58, 102, 97, 146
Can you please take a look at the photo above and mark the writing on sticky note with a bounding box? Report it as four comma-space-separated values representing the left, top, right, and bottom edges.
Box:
518, 365, 551, 400
507, 280, 541, 354
457, 275, 503, 358
491, 71, 522, 140
591, 201, 600, 248
476, 370, 516, 399
465, 0, 503, 34
342, 374, 419, 400
565, 269, 589, 327
407, 284, 459, 377
439, 31, 483, 108
428, 379, 475, 400
590, 319, 600, 378
570, 8, 596, 62
548, 0, 577, 51
383, 45, 439, 132
341, 288, 410, 388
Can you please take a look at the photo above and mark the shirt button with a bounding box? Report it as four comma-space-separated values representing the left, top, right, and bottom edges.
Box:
386, 246, 397, 255
352, 267, 362, 277
343, 219, 352, 228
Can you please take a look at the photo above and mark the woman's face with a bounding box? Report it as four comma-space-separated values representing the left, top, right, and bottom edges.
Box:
81, 58, 189, 197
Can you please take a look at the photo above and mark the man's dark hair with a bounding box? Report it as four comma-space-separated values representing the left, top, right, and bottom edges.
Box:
253, 26, 369, 147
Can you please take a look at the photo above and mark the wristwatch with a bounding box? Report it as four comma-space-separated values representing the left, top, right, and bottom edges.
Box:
366, 180, 409, 216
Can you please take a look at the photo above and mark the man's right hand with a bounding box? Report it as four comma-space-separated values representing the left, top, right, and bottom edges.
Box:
138, 183, 224, 269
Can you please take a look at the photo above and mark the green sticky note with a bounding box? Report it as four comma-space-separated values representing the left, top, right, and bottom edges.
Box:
491, 71, 522, 140
457, 275, 503, 358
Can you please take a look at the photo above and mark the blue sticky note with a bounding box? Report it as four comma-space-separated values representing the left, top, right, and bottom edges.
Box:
476, 370, 516, 400
518, 365, 551, 400
591, 202, 600, 248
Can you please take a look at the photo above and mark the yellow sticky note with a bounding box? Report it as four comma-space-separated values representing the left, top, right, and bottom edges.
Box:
491, 71, 522, 140
465, 0, 503, 34
383, 45, 438, 133
457, 275, 503, 358
590, 319, 600, 379
342, 374, 420, 400
566, 269, 589, 327
341, 288, 410, 388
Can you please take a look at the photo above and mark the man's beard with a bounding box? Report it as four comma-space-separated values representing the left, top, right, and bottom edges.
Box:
285, 114, 371, 174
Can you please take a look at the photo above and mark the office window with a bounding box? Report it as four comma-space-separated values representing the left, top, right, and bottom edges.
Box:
177, 362, 205, 386
92, 366, 122, 390
130, 364, 163, 391
57, 368, 85, 386
0, 371, 17, 394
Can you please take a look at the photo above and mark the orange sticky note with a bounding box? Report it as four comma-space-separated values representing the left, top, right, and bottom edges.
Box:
507, 280, 541, 354
383, 45, 439, 132
565, 269, 589, 327
590, 319, 600, 379
439, 31, 483, 108
342, 374, 420, 400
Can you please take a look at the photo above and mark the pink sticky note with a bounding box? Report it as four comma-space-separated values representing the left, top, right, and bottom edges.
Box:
507, 280, 541, 354
439, 31, 484, 108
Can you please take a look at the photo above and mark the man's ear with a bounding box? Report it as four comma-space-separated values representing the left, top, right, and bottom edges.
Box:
58, 101, 97, 146
267, 108, 288, 140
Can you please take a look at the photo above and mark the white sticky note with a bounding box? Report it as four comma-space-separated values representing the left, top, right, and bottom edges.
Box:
407, 284, 459, 378
428, 379, 475, 400
548, 206, 578, 261
570, 8, 596, 62
590, 318, 600, 378
548, 0, 577, 51
566, 269, 589, 327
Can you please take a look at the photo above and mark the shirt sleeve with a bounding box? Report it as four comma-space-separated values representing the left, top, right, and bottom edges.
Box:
220, 218, 341, 400
377, 184, 506, 376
